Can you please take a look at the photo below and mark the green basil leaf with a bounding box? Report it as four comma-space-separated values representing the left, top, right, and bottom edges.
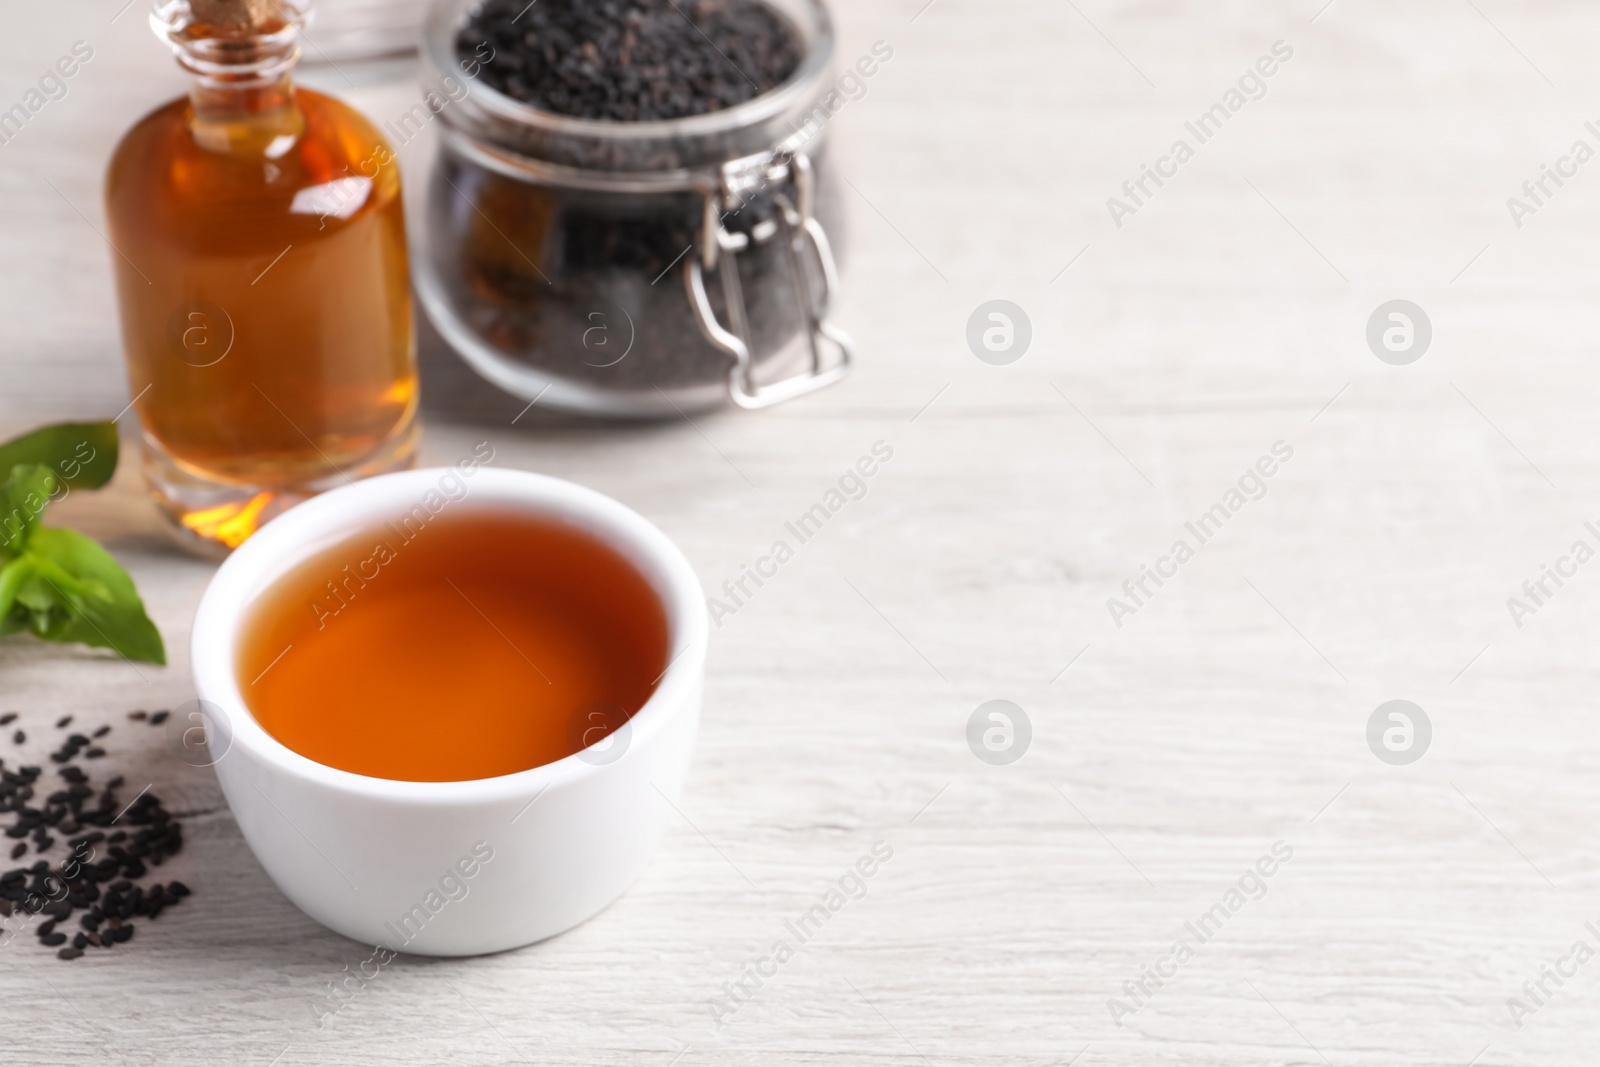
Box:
0, 555, 32, 633
16, 527, 165, 664
0, 554, 64, 639
0, 421, 118, 490
0, 464, 62, 558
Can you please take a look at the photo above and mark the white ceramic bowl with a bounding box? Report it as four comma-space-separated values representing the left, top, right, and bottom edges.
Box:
190, 467, 706, 956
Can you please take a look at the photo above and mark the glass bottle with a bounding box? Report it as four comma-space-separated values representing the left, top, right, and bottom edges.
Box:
106, 0, 418, 554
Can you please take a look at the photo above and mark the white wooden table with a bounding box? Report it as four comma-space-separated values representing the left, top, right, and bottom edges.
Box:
2, 1, 1598, 1063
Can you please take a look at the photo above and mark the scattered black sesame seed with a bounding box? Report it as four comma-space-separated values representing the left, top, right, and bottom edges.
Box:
55, 716, 72, 729
0, 713, 15, 726
148, 711, 169, 726
128, 711, 147, 721
92, 726, 109, 738
85, 749, 105, 759
12, 730, 22, 744
0, 711, 192, 961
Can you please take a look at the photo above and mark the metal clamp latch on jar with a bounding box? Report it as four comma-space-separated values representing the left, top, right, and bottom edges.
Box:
685, 152, 853, 410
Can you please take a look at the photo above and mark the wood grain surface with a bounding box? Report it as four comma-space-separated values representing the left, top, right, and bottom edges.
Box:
2, 1, 1599, 1064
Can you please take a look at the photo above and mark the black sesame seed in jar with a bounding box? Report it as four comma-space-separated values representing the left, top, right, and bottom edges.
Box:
459, 0, 803, 122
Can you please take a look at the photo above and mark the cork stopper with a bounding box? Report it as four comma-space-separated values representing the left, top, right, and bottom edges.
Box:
189, 0, 277, 33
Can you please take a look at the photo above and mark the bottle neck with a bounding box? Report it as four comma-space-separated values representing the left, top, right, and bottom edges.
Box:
188, 71, 302, 154
153, 0, 308, 154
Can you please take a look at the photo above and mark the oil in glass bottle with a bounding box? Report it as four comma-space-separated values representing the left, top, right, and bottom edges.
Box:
106, 0, 417, 553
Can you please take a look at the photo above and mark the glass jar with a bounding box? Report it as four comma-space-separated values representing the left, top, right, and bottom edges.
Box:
415, 0, 852, 417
